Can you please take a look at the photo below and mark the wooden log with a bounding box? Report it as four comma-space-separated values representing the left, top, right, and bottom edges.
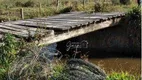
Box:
20, 8, 24, 19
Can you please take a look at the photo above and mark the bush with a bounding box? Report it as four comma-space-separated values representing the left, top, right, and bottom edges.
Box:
111, 0, 120, 5
120, 0, 131, 5
126, 6, 141, 21
0, 34, 21, 79
24, 0, 36, 7
119, 6, 141, 53
15, 1, 24, 7
7, 44, 62, 80
59, 6, 72, 13
0, 34, 21, 67
95, 2, 116, 12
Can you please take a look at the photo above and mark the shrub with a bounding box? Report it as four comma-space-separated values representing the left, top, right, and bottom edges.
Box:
8, 47, 51, 80
0, 34, 19, 66
119, 6, 141, 54
59, 6, 72, 13
126, 6, 141, 22
24, 0, 36, 7
76, 2, 95, 12
111, 0, 120, 5
0, 34, 21, 79
15, 1, 24, 7
7, 44, 62, 80
120, 0, 131, 5
94, 2, 114, 12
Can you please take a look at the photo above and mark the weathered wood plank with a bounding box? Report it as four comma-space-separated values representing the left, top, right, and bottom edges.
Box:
0, 28, 29, 37
0, 27, 54, 38
0, 24, 43, 36
0, 24, 30, 32
2, 23, 38, 31
0, 24, 54, 37
11, 20, 71, 30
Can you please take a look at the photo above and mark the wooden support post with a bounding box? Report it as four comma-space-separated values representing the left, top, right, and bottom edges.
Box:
57, 0, 59, 10
83, 0, 85, 10
8, 11, 10, 21
39, 3, 42, 17
20, 8, 24, 19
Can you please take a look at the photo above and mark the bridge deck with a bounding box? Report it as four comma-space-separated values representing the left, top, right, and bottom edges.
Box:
0, 12, 125, 45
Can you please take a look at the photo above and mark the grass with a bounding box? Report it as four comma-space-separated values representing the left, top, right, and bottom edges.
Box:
0, 34, 22, 79
107, 72, 140, 80
0, 0, 138, 22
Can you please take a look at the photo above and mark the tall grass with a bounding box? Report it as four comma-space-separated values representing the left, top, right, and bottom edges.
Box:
107, 72, 140, 80
0, 0, 138, 22
0, 34, 22, 79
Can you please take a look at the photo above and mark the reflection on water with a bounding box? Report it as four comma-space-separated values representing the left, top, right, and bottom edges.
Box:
89, 58, 141, 75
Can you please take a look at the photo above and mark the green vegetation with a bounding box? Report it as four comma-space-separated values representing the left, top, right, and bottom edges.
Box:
0, 34, 22, 79
119, 6, 141, 54
0, 0, 138, 22
107, 72, 140, 80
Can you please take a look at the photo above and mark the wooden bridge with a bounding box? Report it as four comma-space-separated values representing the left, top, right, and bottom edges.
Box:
0, 12, 125, 46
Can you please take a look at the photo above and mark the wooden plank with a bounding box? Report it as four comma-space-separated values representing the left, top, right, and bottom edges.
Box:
12, 20, 89, 30
0, 24, 43, 37
0, 28, 29, 37
0, 24, 54, 38
16, 20, 95, 30
0, 27, 54, 38
25, 19, 97, 28
0, 23, 55, 37
91, 12, 125, 18
2, 23, 38, 31
11, 20, 71, 30
0, 24, 29, 32
9, 17, 102, 30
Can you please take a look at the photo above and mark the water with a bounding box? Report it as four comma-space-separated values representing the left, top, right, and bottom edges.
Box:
89, 58, 141, 75
42, 44, 140, 75
40, 43, 58, 60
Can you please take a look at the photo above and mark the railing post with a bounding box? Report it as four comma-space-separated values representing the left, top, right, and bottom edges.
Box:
83, 0, 85, 10
57, 0, 59, 10
20, 8, 24, 19
8, 11, 10, 21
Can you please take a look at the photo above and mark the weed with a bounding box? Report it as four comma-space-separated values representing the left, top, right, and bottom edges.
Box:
107, 72, 140, 80
0, 34, 22, 79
